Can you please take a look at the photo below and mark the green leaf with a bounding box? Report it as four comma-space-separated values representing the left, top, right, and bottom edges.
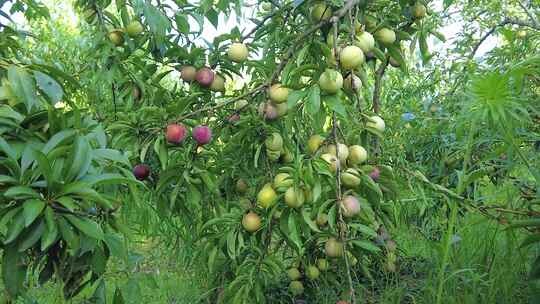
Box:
4, 186, 40, 200
306, 85, 321, 114
351, 239, 381, 253
57, 217, 79, 250
66, 136, 91, 182
113, 287, 125, 304
33, 149, 54, 187
2, 243, 27, 298
324, 94, 347, 117
0, 105, 24, 123
42, 129, 76, 154
18, 219, 46, 252
288, 211, 303, 254
0, 137, 17, 160
104, 232, 126, 259
41, 207, 58, 250
93, 148, 130, 166
34, 71, 63, 104
175, 14, 190, 34
81, 173, 137, 187
23, 199, 46, 227
64, 214, 104, 240
302, 209, 321, 233
55, 196, 77, 211
8, 65, 38, 112
4, 210, 25, 244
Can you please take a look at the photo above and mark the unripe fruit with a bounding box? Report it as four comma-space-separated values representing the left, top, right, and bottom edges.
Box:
316, 258, 329, 271
192, 125, 212, 145
268, 84, 289, 104
311, 2, 332, 22
364, 15, 378, 32
366, 115, 385, 132
195, 67, 215, 87
274, 173, 293, 189
412, 2, 427, 19
126, 21, 144, 37
326, 143, 349, 164
289, 281, 304, 296
166, 123, 188, 144
305, 265, 320, 280
261, 2, 272, 11
242, 212, 261, 232
281, 148, 294, 163
319, 69, 343, 94
340, 46, 365, 70
133, 164, 150, 180
517, 30, 527, 39
257, 183, 277, 208
285, 187, 305, 208
375, 28, 396, 45
369, 167, 380, 181
238, 198, 251, 209
340, 195, 361, 218
180, 66, 197, 82
347, 251, 358, 266
258, 102, 279, 120
132, 85, 142, 101
343, 74, 362, 92
316, 214, 328, 227
236, 179, 249, 193
348, 145, 367, 165
265, 133, 283, 151
386, 239, 397, 252
355, 31, 375, 53
287, 268, 301, 280
307, 135, 325, 154
341, 169, 361, 188
235, 99, 248, 110
321, 153, 339, 173
325, 237, 344, 257
275, 102, 288, 117
108, 30, 124, 46
210, 74, 225, 92
228, 43, 249, 62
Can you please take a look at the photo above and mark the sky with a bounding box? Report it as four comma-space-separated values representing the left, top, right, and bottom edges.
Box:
1, 0, 497, 59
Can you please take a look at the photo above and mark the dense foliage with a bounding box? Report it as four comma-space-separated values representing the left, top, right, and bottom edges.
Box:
0, 0, 539, 303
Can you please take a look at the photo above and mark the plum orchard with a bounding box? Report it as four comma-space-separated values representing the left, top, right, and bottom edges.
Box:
3, 0, 438, 302
92, 0, 433, 302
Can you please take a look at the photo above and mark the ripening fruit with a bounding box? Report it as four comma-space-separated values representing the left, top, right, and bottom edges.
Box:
287, 268, 302, 280
195, 67, 215, 87
375, 28, 396, 45
316, 214, 328, 227
306, 265, 320, 280
274, 173, 293, 189
108, 30, 124, 46
133, 164, 150, 180
132, 85, 142, 101
235, 99, 248, 110
126, 21, 144, 37
192, 125, 212, 145
319, 69, 343, 94
311, 2, 332, 22
285, 187, 305, 208
166, 123, 188, 144
258, 102, 279, 121
340, 195, 361, 218
343, 74, 362, 92
268, 84, 289, 104
307, 135, 325, 154
348, 145, 367, 165
180, 66, 197, 82
412, 2, 427, 19
236, 179, 249, 193
366, 115, 385, 132
210, 74, 225, 92
257, 183, 278, 208
369, 167, 380, 181
341, 169, 361, 188
340, 46, 365, 70
355, 31, 375, 53
242, 212, 262, 232
289, 281, 304, 296
228, 43, 249, 62
317, 258, 329, 271
325, 237, 344, 257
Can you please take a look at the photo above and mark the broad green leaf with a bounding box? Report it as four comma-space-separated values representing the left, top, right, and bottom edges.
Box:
42, 129, 76, 154
18, 219, 46, 252
306, 85, 321, 114
41, 207, 58, 250
0, 105, 24, 123
34, 71, 63, 103
2, 243, 27, 298
64, 214, 104, 240
8, 65, 38, 112
57, 217, 79, 250
324, 94, 347, 117
23, 199, 45, 227
5, 210, 25, 244
66, 136, 91, 182
4, 186, 40, 200
351, 239, 381, 253
104, 232, 126, 259
0, 137, 17, 160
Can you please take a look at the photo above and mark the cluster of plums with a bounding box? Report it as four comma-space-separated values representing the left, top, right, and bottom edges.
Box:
108, 20, 144, 46
132, 123, 213, 181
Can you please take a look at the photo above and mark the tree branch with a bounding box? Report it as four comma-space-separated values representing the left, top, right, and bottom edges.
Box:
372, 60, 388, 113
517, 1, 539, 28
